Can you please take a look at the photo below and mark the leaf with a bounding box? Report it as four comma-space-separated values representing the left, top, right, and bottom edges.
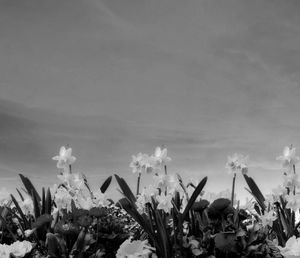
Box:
182, 176, 207, 220
115, 174, 136, 204
16, 189, 24, 201
32, 189, 41, 219
10, 194, 30, 229
243, 174, 266, 211
45, 188, 52, 215
117, 198, 154, 240
0, 214, 17, 241
100, 176, 112, 193
19, 174, 41, 202
41, 188, 46, 214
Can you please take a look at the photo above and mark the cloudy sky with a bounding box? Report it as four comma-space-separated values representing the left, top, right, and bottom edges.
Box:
1, 0, 300, 200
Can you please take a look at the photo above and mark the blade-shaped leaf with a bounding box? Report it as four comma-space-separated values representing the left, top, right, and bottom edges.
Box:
45, 188, 52, 215
182, 176, 207, 220
32, 189, 41, 219
117, 198, 154, 239
100, 176, 112, 193
115, 174, 136, 203
243, 174, 266, 211
10, 194, 30, 229
41, 188, 45, 214
16, 189, 24, 201
19, 174, 41, 202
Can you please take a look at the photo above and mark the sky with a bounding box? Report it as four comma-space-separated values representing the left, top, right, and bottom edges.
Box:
1, 0, 300, 201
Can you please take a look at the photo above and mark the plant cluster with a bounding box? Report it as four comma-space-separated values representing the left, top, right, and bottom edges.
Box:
0, 145, 299, 258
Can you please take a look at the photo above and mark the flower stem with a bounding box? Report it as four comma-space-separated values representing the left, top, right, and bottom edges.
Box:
231, 173, 236, 205
136, 172, 141, 196
293, 164, 296, 195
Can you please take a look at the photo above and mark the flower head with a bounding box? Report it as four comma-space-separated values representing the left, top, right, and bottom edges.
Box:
156, 192, 173, 213
0, 188, 10, 206
93, 190, 110, 207
116, 237, 155, 258
0, 241, 33, 258
19, 196, 34, 216
259, 209, 277, 227
278, 236, 300, 258
226, 153, 248, 174
285, 193, 300, 212
276, 145, 300, 172
54, 187, 72, 212
153, 174, 180, 194
130, 153, 156, 174
283, 173, 300, 191
153, 146, 171, 166
52, 146, 76, 169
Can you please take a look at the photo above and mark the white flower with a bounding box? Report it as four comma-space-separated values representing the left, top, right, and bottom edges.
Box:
116, 237, 155, 258
153, 174, 180, 194
54, 187, 72, 212
259, 210, 277, 227
271, 185, 287, 200
19, 196, 34, 216
277, 146, 300, 172
278, 236, 300, 258
76, 194, 94, 210
156, 192, 173, 213
0, 243, 10, 257
0, 241, 33, 258
24, 229, 35, 238
226, 153, 248, 174
130, 153, 156, 174
10, 240, 32, 257
136, 185, 159, 213
0, 188, 10, 206
52, 146, 76, 169
153, 146, 171, 166
93, 190, 110, 207
283, 173, 300, 191
57, 172, 72, 186
285, 193, 300, 212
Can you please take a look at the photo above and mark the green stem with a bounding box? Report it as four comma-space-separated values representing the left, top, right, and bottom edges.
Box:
231, 173, 236, 205
136, 172, 141, 196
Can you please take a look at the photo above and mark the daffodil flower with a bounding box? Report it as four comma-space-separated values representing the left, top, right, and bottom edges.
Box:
285, 193, 300, 212
52, 146, 76, 169
259, 209, 277, 227
116, 237, 155, 258
278, 235, 300, 258
156, 192, 173, 213
225, 153, 248, 174
153, 146, 171, 166
130, 153, 156, 174
276, 146, 300, 172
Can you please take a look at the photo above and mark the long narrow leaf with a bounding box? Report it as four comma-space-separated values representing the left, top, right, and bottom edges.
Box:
115, 175, 136, 203
16, 189, 24, 201
41, 188, 46, 215
182, 176, 207, 220
32, 189, 41, 219
0, 214, 17, 241
19, 174, 41, 202
117, 198, 154, 239
10, 194, 30, 229
45, 188, 52, 215
243, 174, 266, 211
100, 176, 112, 193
